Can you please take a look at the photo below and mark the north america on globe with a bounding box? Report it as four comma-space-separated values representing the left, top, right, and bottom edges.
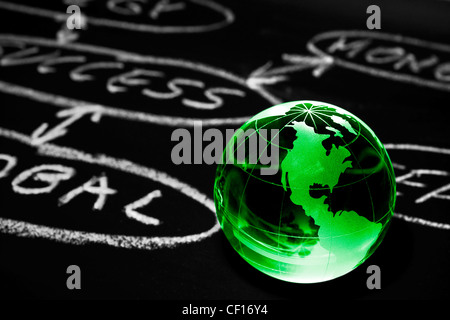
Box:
281, 115, 382, 278
214, 100, 396, 283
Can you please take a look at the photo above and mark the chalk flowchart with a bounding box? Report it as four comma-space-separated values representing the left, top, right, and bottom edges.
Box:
0, 1, 449, 251
0, 128, 448, 253
1, 30, 449, 138
386, 144, 450, 230
0, 126, 221, 250
249, 30, 450, 93
0, 34, 280, 130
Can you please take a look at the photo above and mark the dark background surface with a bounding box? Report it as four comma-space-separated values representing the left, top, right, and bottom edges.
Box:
0, 0, 449, 301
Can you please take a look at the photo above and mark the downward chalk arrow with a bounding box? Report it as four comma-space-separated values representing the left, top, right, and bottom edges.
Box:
31, 105, 103, 146
246, 54, 334, 89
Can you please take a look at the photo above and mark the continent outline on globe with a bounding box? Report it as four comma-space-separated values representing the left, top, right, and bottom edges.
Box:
281, 117, 383, 280
214, 100, 396, 283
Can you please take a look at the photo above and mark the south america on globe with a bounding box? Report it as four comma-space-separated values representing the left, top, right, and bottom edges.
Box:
214, 100, 396, 283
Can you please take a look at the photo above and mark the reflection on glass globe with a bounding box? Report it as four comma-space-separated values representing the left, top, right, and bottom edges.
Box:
214, 100, 396, 283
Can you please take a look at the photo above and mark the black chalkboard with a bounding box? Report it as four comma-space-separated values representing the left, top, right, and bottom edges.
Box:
0, 0, 449, 304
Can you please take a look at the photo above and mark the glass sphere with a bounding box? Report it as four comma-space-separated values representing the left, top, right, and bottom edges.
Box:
214, 100, 396, 283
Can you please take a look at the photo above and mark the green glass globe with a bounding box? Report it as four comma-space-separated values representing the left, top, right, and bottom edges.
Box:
214, 100, 396, 283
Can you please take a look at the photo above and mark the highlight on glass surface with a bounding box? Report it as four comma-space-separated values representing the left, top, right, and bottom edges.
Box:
214, 100, 396, 283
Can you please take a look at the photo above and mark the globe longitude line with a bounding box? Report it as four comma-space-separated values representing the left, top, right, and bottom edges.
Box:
270, 103, 328, 274
309, 109, 380, 223
287, 104, 383, 280
359, 131, 397, 203
303, 104, 318, 130
299, 107, 356, 280
259, 110, 311, 276
307, 109, 361, 147
246, 103, 353, 168
220, 107, 307, 259
234, 111, 305, 268
316, 114, 395, 277
235, 102, 347, 277
228, 109, 308, 157
226, 107, 309, 181
349, 143, 376, 223
226, 109, 308, 184
220, 107, 300, 260
348, 124, 397, 222
276, 183, 287, 275
220, 107, 305, 234
253, 113, 309, 150
253, 104, 315, 150
253, 103, 340, 149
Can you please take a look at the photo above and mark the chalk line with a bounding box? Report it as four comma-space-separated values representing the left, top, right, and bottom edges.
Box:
246, 56, 333, 89
415, 183, 450, 204
56, 23, 81, 45
30, 105, 104, 146
106, 69, 164, 93
248, 29, 450, 92
394, 213, 450, 230
0, 34, 281, 126
38, 55, 87, 74
0, 80, 253, 126
0, 0, 235, 34
70, 61, 124, 82
310, 30, 450, 53
0, 46, 60, 67
149, 0, 186, 20
396, 169, 450, 188
387, 143, 450, 231
307, 30, 450, 92
385, 143, 450, 155
0, 154, 17, 179
0, 126, 220, 250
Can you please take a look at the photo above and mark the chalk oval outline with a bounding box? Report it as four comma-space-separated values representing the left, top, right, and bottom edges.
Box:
0, 34, 280, 126
307, 30, 450, 92
385, 143, 450, 230
0, 0, 235, 34
0, 126, 221, 250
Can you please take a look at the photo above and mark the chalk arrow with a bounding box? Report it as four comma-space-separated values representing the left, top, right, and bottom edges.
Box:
57, 27, 80, 45
246, 54, 334, 89
56, 13, 88, 44
31, 105, 104, 146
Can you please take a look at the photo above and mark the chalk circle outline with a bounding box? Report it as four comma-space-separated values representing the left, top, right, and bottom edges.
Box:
0, 127, 220, 250
307, 30, 450, 92
1, 140, 449, 250
0, 34, 280, 127
0, 0, 235, 34
385, 143, 450, 230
